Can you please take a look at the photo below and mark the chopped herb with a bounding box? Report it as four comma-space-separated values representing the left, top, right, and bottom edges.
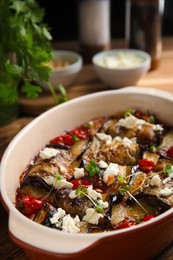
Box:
150, 144, 162, 152
72, 135, 80, 142
149, 115, 155, 124
83, 123, 92, 129
85, 160, 100, 177
54, 174, 63, 180
118, 184, 130, 195
95, 202, 104, 213
124, 108, 132, 118
117, 175, 126, 184
164, 164, 173, 175
75, 185, 87, 198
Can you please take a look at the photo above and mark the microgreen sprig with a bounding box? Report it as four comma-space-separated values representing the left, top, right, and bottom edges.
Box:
75, 185, 104, 213
164, 164, 173, 175
124, 108, 132, 118
85, 160, 100, 177
42, 173, 62, 200
149, 115, 155, 124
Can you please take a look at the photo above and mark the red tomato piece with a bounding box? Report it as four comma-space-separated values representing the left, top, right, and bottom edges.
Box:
71, 127, 89, 140
138, 159, 155, 173
116, 219, 136, 229
142, 214, 155, 222
71, 179, 91, 189
166, 146, 173, 158
20, 195, 44, 215
50, 133, 74, 146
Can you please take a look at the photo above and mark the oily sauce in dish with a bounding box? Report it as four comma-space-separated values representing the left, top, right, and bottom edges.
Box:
15, 109, 173, 234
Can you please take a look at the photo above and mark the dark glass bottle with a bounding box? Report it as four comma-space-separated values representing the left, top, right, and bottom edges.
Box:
126, 0, 163, 70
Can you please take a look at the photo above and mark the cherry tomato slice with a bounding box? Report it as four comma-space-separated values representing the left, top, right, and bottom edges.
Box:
71, 127, 89, 140
116, 219, 136, 229
19, 195, 44, 215
142, 214, 155, 222
71, 179, 91, 189
50, 133, 74, 146
138, 159, 155, 173
166, 146, 173, 158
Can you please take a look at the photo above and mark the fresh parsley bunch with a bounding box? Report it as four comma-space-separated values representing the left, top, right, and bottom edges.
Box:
0, 0, 53, 104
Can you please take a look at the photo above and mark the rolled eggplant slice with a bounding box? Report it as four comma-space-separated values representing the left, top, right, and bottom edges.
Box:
82, 136, 140, 166
54, 188, 94, 219
33, 203, 56, 224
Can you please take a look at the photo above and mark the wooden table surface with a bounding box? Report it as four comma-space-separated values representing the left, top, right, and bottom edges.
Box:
1, 37, 173, 260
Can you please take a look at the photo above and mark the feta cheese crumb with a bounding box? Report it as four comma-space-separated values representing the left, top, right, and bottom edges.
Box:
97, 199, 109, 209
39, 147, 60, 159
117, 114, 163, 131
62, 215, 80, 233
103, 163, 119, 185
150, 174, 161, 187
54, 179, 73, 190
69, 190, 77, 199
169, 172, 173, 179
162, 177, 172, 184
96, 133, 112, 145
50, 208, 66, 224
98, 160, 108, 169
122, 137, 133, 148
82, 208, 103, 224
50, 208, 80, 234
86, 186, 102, 200
160, 188, 172, 197
74, 167, 85, 179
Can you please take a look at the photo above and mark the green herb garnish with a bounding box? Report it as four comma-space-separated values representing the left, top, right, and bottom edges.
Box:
118, 184, 130, 195
149, 115, 155, 124
164, 164, 173, 175
72, 135, 80, 142
124, 108, 132, 118
75, 185, 87, 198
85, 160, 100, 177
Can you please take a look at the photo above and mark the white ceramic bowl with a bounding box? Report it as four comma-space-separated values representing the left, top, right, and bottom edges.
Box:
92, 49, 151, 88
49, 50, 83, 88
1, 87, 173, 260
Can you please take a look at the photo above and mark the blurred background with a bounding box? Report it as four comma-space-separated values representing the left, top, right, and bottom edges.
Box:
37, 0, 173, 42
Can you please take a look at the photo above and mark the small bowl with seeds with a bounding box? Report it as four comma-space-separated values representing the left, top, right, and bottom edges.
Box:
48, 50, 83, 88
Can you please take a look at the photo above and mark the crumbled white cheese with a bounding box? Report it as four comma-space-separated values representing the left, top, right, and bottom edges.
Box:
74, 167, 85, 179
39, 147, 60, 159
54, 179, 73, 190
98, 160, 108, 169
114, 136, 136, 148
150, 174, 161, 187
86, 186, 102, 200
62, 215, 80, 233
117, 114, 140, 129
50, 208, 66, 225
82, 208, 103, 224
59, 165, 67, 174
122, 137, 134, 148
169, 172, 173, 179
69, 190, 77, 199
160, 187, 172, 197
103, 163, 119, 184
162, 177, 172, 184
97, 199, 109, 209
96, 133, 112, 145
117, 114, 163, 131
114, 136, 122, 142
50, 208, 80, 233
